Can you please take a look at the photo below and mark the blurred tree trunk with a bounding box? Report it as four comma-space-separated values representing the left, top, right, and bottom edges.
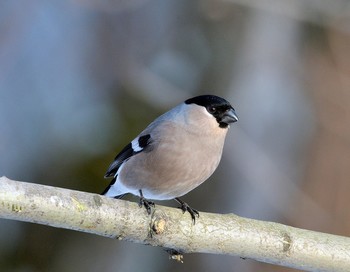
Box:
295, 22, 350, 236
256, 17, 350, 272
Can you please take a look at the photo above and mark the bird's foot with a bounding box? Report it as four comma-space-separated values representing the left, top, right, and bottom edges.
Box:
138, 190, 155, 214
139, 197, 155, 214
175, 198, 199, 224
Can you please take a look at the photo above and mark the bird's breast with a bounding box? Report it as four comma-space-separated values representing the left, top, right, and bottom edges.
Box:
118, 122, 227, 200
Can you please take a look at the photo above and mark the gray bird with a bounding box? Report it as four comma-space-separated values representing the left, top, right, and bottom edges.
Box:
103, 95, 238, 222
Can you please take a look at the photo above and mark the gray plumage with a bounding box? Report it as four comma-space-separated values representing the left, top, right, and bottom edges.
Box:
103, 95, 238, 221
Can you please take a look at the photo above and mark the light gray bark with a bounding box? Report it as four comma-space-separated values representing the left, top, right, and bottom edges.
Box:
0, 176, 349, 271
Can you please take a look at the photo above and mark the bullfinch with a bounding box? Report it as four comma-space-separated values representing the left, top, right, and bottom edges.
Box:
103, 95, 238, 223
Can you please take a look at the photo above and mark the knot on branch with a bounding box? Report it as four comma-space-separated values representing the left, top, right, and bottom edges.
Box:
152, 217, 166, 235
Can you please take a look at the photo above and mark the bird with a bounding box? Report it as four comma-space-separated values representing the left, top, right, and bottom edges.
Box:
102, 94, 238, 223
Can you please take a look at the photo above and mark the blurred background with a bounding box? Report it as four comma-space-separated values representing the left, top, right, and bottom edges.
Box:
1, 0, 350, 271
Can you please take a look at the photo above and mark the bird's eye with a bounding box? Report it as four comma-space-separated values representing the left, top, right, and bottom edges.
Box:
208, 107, 216, 114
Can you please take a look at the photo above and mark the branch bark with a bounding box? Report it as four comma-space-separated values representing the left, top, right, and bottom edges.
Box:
0, 176, 349, 271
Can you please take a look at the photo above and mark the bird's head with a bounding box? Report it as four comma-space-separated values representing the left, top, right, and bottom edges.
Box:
185, 95, 238, 128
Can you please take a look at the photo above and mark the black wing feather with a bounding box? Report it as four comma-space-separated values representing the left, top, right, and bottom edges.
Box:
104, 134, 151, 178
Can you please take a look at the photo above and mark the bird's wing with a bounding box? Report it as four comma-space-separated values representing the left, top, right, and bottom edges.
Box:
104, 134, 152, 178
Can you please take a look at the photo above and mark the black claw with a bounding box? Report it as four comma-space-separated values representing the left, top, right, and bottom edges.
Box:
175, 198, 199, 224
139, 190, 155, 214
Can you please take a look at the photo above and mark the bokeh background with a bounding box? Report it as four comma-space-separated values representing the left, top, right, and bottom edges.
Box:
1, 1, 350, 271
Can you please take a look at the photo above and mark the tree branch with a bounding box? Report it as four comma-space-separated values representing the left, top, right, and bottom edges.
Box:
0, 176, 349, 271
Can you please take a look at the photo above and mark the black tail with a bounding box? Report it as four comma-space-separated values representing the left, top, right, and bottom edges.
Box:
101, 177, 116, 195
101, 185, 111, 195
101, 178, 127, 199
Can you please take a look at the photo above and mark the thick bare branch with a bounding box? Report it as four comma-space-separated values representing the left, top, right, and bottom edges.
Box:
0, 176, 349, 271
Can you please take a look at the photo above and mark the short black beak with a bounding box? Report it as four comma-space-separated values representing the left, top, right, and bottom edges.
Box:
221, 108, 238, 124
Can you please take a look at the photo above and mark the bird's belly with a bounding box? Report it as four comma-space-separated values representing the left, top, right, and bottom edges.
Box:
118, 138, 224, 200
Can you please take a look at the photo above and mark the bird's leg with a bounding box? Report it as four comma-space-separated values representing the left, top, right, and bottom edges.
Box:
138, 189, 155, 214
174, 198, 199, 224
